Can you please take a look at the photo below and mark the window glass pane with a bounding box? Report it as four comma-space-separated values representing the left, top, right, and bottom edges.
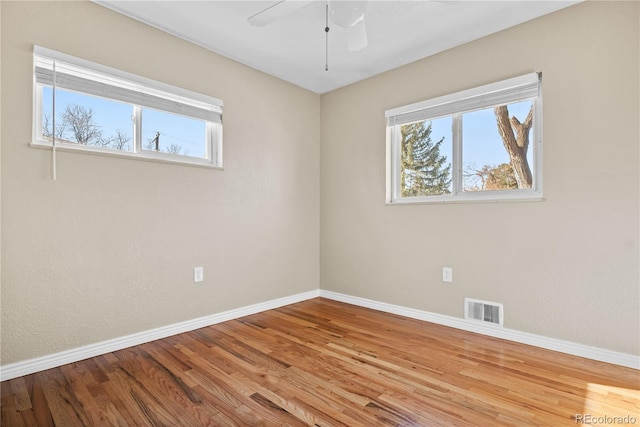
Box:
141, 108, 207, 159
462, 100, 533, 192
42, 86, 133, 152
400, 116, 452, 197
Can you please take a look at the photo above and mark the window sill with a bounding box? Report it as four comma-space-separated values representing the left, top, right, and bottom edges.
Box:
30, 141, 223, 170
387, 190, 544, 205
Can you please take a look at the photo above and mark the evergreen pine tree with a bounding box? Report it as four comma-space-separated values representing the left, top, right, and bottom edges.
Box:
401, 122, 451, 197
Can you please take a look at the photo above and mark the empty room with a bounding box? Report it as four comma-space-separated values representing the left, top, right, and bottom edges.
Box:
1, 0, 638, 425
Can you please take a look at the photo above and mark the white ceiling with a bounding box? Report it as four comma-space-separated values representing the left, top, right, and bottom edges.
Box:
93, 1, 579, 94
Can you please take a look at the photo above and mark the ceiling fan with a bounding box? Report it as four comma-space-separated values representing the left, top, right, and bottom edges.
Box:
248, 0, 369, 53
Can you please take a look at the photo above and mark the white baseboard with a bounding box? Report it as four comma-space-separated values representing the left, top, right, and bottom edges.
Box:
0, 289, 320, 381
319, 290, 640, 370
2, 288, 636, 381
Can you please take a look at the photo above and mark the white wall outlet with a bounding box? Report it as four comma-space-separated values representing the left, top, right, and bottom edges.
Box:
194, 266, 204, 283
442, 267, 453, 283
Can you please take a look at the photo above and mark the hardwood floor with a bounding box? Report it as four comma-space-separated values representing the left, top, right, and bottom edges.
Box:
2, 298, 639, 426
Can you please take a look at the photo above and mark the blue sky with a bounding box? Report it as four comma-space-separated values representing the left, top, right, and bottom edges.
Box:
429, 99, 533, 171
43, 87, 532, 171
42, 88, 207, 158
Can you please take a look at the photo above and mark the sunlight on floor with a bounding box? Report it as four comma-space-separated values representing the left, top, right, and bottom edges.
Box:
577, 383, 640, 425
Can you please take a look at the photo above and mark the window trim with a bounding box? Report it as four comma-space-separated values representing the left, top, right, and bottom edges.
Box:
32, 45, 224, 169
385, 73, 543, 204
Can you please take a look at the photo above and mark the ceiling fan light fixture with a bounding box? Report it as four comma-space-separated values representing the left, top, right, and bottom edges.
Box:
329, 1, 366, 28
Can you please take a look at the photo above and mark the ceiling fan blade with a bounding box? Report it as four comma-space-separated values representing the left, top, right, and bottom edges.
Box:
346, 20, 367, 52
248, 0, 313, 27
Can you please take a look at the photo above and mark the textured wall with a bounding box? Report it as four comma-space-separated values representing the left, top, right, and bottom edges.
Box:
1, 1, 320, 364
1, 0, 638, 367
320, 1, 639, 355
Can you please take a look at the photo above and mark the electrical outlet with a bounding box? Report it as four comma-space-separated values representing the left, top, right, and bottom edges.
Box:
194, 266, 204, 283
442, 267, 453, 283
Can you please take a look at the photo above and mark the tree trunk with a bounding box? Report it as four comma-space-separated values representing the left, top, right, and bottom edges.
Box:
494, 105, 533, 189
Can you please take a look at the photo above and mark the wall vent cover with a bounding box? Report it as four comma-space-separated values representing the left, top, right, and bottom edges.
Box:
464, 298, 504, 327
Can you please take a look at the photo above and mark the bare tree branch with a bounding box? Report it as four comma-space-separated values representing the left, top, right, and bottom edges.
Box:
104, 129, 131, 151
62, 105, 102, 145
42, 112, 67, 140
165, 143, 183, 155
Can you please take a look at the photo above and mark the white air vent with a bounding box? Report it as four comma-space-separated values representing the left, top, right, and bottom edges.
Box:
464, 298, 504, 327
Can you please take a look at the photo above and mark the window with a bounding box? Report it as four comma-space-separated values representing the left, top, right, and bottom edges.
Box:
33, 46, 223, 168
385, 73, 542, 203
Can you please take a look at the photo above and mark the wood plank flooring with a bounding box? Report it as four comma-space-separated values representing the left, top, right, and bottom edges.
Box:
2, 298, 639, 426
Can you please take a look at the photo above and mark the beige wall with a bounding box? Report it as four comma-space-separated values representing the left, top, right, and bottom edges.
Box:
320, 1, 639, 355
0, 1, 320, 364
1, 0, 638, 367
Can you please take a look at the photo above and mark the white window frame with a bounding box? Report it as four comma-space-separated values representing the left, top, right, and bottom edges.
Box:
385, 73, 543, 204
32, 46, 223, 169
